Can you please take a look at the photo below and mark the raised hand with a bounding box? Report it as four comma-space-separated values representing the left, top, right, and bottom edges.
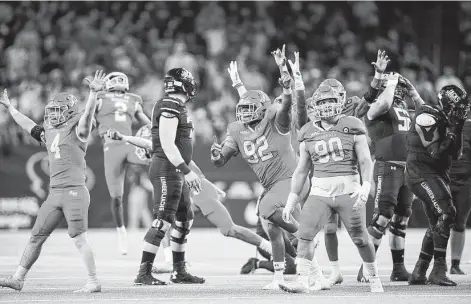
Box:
0, 89, 11, 108
227, 61, 242, 86
371, 50, 390, 73
211, 135, 222, 158
278, 71, 292, 90
271, 44, 286, 67
84, 70, 107, 92
288, 51, 301, 76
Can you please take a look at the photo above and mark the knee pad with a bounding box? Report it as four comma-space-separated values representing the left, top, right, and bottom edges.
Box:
324, 222, 338, 235
389, 214, 409, 238
144, 219, 171, 246
170, 220, 193, 245
368, 212, 392, 239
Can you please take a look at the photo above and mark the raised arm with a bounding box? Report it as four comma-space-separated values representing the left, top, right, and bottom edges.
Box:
77, 70, 107, 141
106, 130, 152, 150
367, 73, 399, 120
271, 45, 293, 134
210, 134, 239, 167
0, 89, 39, 138
403, 77, 426, 109
227, 61, 248, 97
362, 50, 390, 118
288, 51, 308, 129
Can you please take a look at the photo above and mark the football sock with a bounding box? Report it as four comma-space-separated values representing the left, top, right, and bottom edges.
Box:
273, 261, 284, 282
391, 249, 405, 264
173, 251, 185, 265
258, 260, 274, 272
433, 249, 446, 260
363, 261, 379, 278
163, 247, 172, 263
450, 230, 465, 260
296, 258, 311, 285
330, 260, 340, 274
74, 235, 98, 284
13, 266, 28, 281
452, 259, 460, 267
141, 251, 157, 264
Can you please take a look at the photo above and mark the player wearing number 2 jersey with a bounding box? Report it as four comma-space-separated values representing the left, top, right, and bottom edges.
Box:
211, 87, 309, 290
358, 72, 414, 282
0, 71, 106, 293
94, 72, 151, 255
279, 81, 384, 294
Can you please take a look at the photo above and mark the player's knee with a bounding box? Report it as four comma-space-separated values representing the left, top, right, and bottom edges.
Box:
368, 212, 392, 239
452, 222, 466, 232
352, 234, 369, 247
170, 220, 193, 245
324, 222, 338, 235
71, 232, 89, 249
435, 212, 455, 239
389, 214, 410, 238
110, 196, 123, 207
144, 219, 171, 247
29, 234, 48, 246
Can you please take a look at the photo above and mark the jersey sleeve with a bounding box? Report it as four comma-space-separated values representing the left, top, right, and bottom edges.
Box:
30, 125, 45, 143
341, 116, 366, 135
156, 98, 180, 119
342, 96, 360, 117
297, 123, 310, 142
224, 123, 240, 156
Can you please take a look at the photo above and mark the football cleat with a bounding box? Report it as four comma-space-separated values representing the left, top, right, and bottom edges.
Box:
278, 281, 309, 293
73, 282, 101, 293
262, 280, 282, 290
357, 264, 369, 283
450, 264, 466, 275
329, 271, 344, 285
117, 228, 128, 255
390, 263, 410, 282
426, 258, 457, 286
0, 276, 24, 291
134, 262, 167, 286
240, 258, 258, 274
408, 259, 430, 285
170, 261, 205, 284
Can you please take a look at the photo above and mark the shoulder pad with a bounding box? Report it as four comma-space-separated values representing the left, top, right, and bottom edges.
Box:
338, 116, 366, 135
127, 93, 143, 104
342, 96, 360, 116
297, 122, 312, 142
416, 113, 436, 127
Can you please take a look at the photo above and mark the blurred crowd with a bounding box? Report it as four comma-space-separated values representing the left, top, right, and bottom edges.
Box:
0, 1, 470, 154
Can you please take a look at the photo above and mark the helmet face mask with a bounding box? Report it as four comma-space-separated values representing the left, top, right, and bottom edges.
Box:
44, 93, 78, 127
311, 81, 346, 119
236, 90, 270, 124
105, 72, 129, 92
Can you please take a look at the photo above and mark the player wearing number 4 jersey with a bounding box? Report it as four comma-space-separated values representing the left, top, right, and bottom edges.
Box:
0, 71, 106, 293
279, 82, 384, 294
211, 87, 310, 290
95, 72, 151, 255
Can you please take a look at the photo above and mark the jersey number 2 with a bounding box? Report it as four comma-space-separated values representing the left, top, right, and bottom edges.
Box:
50, 133, 61, 159
243, 135, 273, 164
115, 101, 128, 122
394, 108, 411, 131
314, 137, 344, 163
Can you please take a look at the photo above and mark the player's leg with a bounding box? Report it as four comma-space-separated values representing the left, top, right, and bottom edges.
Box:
388, 184, 414, 281
171, 183, 204, 284
62, 186, 100, 293
151, 229, 173, 274
408, 178, 456, 286
324, 213, 343, 285
279, 195, 332, 294
135, 168, 183, 286
450, 183, 471, 274
103, 144, 128, 254
0, 191, 63, 291
337, 194, 383, 292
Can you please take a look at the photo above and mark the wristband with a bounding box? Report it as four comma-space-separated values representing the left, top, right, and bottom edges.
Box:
232, 82, 243, 88
283, 88, 292, 95
287, 192, 299, 205
363, 86, 379, 104
374, 71, 382, 80
361, 181, 371, 195
176, 162, 191, 175
294, 80, 305, 91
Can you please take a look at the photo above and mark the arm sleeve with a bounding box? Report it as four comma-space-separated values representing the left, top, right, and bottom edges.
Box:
363, 85, 380, 104
30, 125, 45, 143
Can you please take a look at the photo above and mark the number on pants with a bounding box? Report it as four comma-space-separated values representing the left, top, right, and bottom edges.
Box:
114, 101, 128, 122
243, 135, 274, 164
50, 133, 61, 159
393, 107, 411, 131
314, 137, 344, 163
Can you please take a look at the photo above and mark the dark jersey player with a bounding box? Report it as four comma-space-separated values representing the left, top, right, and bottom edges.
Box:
360, 72, 414, 282
0, 71, 106, 293
134, 68, 204, 286
94, 72, 151, 255
407, 85, 469, 286
448, 119, 471, 274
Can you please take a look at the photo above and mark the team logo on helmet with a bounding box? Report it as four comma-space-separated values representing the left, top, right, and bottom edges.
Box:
236, 90, 271, 124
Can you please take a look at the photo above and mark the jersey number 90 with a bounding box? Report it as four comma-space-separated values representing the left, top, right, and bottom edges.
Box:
243, 135, 274, 164
314, 137, 344, 163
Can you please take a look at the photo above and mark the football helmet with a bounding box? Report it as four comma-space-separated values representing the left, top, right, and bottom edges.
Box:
44, 93, 79, 127
135, 124, 151, 161
164, 68, 197, 99
104, 72, 129, 92
310, 79, 346, 118
379, 72, 407, 103
437, 85, 469, 117
236, 90, 272, 124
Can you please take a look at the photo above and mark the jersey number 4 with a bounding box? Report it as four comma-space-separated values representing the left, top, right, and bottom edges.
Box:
50, 133, 61, 159
393, 108, 411, 131
314, 137, 344, 163
243, 135, 274, 164
114, 101, 128, 122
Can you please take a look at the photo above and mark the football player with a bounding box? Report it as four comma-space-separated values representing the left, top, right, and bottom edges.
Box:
279, 82, 384, 294
407, 84, 469, 286
106, 125, 272, 272
0, 71, 106, 293
134, 68, 204, 286
94, 72, 151, 255
448, 118, 471, 274
211, 48, 310, 290
358, 71, 414, 282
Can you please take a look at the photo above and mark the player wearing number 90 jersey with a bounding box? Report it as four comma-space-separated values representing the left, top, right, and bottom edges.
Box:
94, 72, 151, 255
362, 73, 414, 283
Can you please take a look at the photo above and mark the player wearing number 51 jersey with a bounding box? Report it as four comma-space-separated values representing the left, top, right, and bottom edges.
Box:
211, 89, 310, 290
360, 72, 414, 282
0, 71, 106, 293
94, 72, 151, 255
